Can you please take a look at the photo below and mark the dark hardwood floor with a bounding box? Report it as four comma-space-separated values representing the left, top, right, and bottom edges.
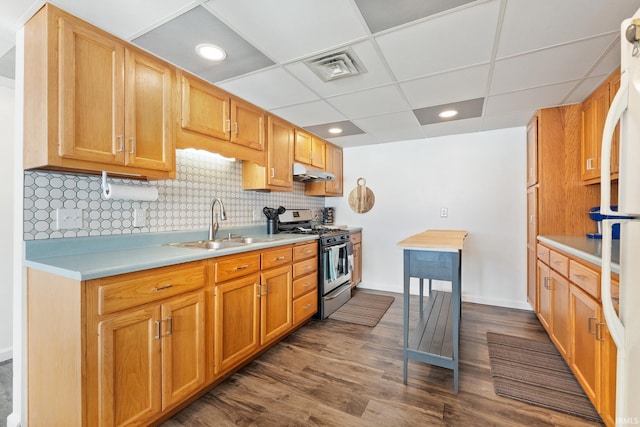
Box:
161, 290, 602, 427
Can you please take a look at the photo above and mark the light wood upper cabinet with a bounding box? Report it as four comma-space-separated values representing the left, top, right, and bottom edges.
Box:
177, 71, 265, 165
242, 115, 294, 191
294, 129, 325, 169
581, 70, 621, 184
305, 143, 344, 196
24, 4, 175, 179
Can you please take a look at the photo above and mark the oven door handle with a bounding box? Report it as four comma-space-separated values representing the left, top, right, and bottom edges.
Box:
324, 284, 351, 300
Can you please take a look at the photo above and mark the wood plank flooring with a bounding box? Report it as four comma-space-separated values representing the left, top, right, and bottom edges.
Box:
161, 291, 603, 427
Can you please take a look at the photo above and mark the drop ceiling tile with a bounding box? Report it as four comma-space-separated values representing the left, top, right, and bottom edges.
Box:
284, 40, 394, 97
218, 67, 318, 110
354, 0, 477, 33
204, 0, 369, 63
490, 34, 615, 95
563, 75, 610, 105
485, 81, 578, 116
497, 0, 640, 58
375, 1, 499, 81
53, 0, 196, 40
354, 111, 424, 142
422, 117, 483, 138
400, 64, 489, 109
133, 6, 274, 83
481, 110, 535, 131
270, 100, 346, 127
327, 85, 411, 119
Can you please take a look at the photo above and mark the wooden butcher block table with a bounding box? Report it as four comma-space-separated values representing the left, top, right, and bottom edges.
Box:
397, 230, 468, 394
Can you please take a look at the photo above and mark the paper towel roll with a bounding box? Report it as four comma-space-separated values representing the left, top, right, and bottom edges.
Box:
103, 184, 158, 201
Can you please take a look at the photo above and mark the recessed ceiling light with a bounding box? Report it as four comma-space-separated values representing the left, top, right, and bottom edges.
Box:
328, 127, 343, 134
439, 109, 458, 118
195, 43, 227, 61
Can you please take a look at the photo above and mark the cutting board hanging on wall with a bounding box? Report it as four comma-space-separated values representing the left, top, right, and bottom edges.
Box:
348, 178, 375, 213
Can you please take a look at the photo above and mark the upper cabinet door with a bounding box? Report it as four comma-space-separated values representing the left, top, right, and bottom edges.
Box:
230, 98, 264, 151
58, 16, 125, 165
267, 116, 293, 188
311, 137, 325, 169
294, 129, 312, 165
125, 49, 175, 172
180, 73, 230, 140
581, 83, 608, 183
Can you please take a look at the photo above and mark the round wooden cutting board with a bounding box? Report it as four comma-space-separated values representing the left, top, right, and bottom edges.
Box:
348, 178, 375, 213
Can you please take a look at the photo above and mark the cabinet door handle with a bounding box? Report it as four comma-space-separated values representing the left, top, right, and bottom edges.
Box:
166, 316, 173, 336
154, 320, 161, 340
233, 122, 238, 134
234, 265, 249, 271
153, 284, 173, 291
116, 135, 124, 152
588, 317, 597, 334
595, 322, 605, 341
224, 119, 231, 133
586, 157, 595, 171
271, 168, 275, 178
264, 282, 269, 295
129, 137, 136, 154
543, 276, 550, 289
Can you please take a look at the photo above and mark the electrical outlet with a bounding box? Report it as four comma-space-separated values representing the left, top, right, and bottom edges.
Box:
134, 208, 147, 227
440, 207, 448, 218
56, 208, 83, 229
252, 209, 260, 221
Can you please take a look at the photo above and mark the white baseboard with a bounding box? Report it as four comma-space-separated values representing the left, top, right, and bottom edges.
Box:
0, 347, 12, 362
462, 294, 532, 311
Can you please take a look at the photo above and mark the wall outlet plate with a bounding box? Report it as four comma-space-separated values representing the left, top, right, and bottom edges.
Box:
134, 208, 147, 227
440, 207, 448, 218
56, 209, 83, 229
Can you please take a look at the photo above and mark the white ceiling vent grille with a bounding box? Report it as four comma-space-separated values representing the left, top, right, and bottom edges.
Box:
305, 48, 367, 82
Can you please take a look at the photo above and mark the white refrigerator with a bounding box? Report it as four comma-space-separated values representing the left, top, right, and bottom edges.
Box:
600, 9, 640, 425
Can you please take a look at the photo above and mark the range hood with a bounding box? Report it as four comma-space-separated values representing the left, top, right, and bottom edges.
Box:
292, 163, 335, 182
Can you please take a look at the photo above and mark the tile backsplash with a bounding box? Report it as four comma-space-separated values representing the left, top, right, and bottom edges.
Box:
23, 149, 325, 240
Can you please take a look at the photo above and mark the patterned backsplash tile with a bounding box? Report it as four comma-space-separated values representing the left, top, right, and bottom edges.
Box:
24, 149, 325, 240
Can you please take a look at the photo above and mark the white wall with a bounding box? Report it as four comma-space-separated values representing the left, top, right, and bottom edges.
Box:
0, 82, 14, 361
329, 127, 529, 309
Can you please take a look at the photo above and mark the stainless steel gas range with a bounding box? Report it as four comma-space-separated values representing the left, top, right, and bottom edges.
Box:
277, 209, 352, 319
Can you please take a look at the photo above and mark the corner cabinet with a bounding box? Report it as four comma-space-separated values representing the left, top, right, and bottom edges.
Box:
23, 4, 175, 179
242, 115, 294, 191
305, 143, 344, 196
177, 70, 265, 165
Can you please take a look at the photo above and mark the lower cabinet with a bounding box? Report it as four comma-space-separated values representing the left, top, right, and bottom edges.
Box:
260, 265, 293, 345
536, 242, 618, 426
350, 231, 362, 287
292, 241, 318, 325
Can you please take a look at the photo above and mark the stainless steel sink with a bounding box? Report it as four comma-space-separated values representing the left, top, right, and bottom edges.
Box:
167, 236, 270, 250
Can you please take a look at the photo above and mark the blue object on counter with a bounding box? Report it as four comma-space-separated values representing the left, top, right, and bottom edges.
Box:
587, 206, 630, 239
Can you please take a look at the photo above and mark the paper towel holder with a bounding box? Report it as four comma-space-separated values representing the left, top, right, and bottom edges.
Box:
101, 171, 113, 198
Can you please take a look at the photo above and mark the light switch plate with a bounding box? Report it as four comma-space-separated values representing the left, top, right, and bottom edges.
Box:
56, 208, 83, 229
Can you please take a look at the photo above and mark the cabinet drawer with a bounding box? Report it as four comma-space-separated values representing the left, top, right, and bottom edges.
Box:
293, 242, 317, 261
261, 247, 292, 270
569, 260, 600, 299
293, 257, 317, 278
350, 232, 361, 244
97, 263, 206, 315
293, 272, 317, 299
215, 253, 261, 282
293, 290, 317, 325
537, 244, 550, 264
549, 250, 569, 277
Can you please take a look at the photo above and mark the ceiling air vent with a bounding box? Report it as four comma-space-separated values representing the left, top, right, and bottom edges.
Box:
305, 48, 366, 82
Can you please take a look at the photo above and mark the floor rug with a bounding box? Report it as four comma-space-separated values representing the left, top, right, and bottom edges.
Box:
486, 332, 601, 422
329, 291, 394, 327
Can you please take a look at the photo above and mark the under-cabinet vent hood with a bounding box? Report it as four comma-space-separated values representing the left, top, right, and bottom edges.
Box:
292, 163, 335, 182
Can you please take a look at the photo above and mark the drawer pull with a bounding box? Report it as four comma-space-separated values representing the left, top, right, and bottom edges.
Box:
166, 316, 173, 336
235, 265, 249, 271
154, 320, 161, 340
304, 282, 312, 288
305, 265, 313, 271
153, 284, 173, 291
304, 303, 312, 310
305, 249, 313, 254
275, 256, 286, 261
573, 273, 588, 281
588, 317, 597, 334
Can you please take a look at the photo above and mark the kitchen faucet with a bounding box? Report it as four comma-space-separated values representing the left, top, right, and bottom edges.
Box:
209, 197, 227, 240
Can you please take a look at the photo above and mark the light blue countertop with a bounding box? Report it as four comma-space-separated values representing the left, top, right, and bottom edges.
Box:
24, 226, 319, 281
538, 235, 620, 274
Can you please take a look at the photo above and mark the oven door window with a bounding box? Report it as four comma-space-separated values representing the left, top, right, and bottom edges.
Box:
323, 243, 351, 292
